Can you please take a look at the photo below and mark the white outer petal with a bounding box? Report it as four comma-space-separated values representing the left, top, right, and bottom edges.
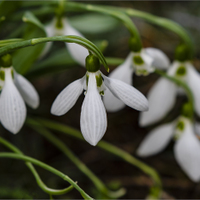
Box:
0, 68, 26, 134
64, 21, 89, 66
102, 74, 148, 111
137, 122, 175, 157
141, 49, 154, 67
174, 119, 200, 182
194, 122, 200, 136
14, 72, 39, 109
139, 63, 179, 127
51, 77, 84, 116
80, 73, 107, 146
145, 48, 170, 70
186, 63, 200, 117
39, 21, 55, 59
103, 53, 133, 112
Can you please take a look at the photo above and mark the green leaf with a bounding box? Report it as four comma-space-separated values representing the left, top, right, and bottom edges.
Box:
12, 25, 46, 75
0, 1, 21, 18
69, 13, 119, 34
22, 11, 45, 33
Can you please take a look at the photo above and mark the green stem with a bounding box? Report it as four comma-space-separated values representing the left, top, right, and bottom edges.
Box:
65, 2, 194, 57
155, 69, 194, 115
0, 35, 108, 72
33, 117, 162, 199
64, 2, 141, 44
0, 136, 74, 196
0, 152, 93, 200
26, 119, 126, 199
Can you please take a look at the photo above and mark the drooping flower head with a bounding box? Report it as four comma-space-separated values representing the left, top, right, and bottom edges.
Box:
103, 36, 170, 112
0, 54, 39, 133
139, 60, 200, 126
40, 16, 88, 66
51, 54, 149, 146
137, 109, 200, 182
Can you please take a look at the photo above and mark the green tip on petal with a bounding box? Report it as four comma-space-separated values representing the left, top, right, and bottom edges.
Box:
0, 54, 12, 68
86, 54, 100, 72
133, 55, 144, 65
176, 65, 187, 76
176, 120, 185, 131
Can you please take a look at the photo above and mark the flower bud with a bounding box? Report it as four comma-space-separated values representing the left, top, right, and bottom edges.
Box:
85, 54, 100, 72
0, 54, 12, 68
128, 37, 142, 53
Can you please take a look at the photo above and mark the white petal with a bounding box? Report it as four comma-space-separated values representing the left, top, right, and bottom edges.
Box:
39, 21, 55, 59
0, 68, 26, 134
80, 73, 107, 146
137, 122, 175, 157
174, 120, 200, 182
186, 63, 200, 117
14, 72, 39, 109
194, 122, 200, 136
145, 48, 170, 70
64, 21, 89, 66
103, 53, 133, 112
51, 77, 84, 116
139, 64, 178, 127
141, 49, 154, 67
102, 74, 148, 111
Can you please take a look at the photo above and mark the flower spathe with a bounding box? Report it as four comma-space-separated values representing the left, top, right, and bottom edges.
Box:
139, 61, 200, 126
103, 48, 170, 112
137, 116, 200, 182
41, 17, 88, 66
51, 70, 149, 146
0, 67, 39, 133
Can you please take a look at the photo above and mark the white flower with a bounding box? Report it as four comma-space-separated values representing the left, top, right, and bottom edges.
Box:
40, 17, 89, 66
137, 116, 200, 182
0, 67, 39, 133
140, 61, 200, 126
51, 70, 148, 146
103, 48, 170, 112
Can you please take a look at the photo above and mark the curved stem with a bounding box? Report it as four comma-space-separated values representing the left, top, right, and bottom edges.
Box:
0, 136, 74, 196
65, 2, 194, 57
0, 35, 108, 72
64, 2, 141, 44
27, 119, 126, 199
155, 69, 194, 116
0, 152, 93, 200
31, 117, 162, 199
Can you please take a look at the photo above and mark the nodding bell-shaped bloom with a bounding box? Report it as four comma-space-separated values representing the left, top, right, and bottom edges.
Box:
51, 55, 149, 146
0, 55, 39, 133
140, 61, 200, 127
40, 17, 88, 66
137, 116, 200, 182
103, 48, 170, 112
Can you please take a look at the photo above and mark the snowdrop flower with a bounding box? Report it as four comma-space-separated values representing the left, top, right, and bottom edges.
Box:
0, 54, 39, 133
51, 54, 149, 146
103, 46, 170, 112
140, 61, 200, 126
137, 116, 200, 182
40, 16, 88, 66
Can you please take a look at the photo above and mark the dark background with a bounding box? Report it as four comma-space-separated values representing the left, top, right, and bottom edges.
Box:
0, 1, 200, 199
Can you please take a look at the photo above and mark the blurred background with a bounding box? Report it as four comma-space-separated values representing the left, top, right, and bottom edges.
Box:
0, 1, 200, 199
